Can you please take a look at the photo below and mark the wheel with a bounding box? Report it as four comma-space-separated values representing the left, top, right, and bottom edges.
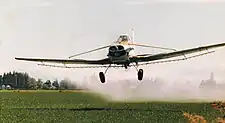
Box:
99, 72, 105, 83
137, 69, 143, 81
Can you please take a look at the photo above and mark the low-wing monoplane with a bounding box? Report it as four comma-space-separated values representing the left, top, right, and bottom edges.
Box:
15, 30, 225, 83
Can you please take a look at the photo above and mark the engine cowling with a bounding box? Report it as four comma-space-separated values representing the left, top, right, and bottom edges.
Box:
108, 45, 126, 57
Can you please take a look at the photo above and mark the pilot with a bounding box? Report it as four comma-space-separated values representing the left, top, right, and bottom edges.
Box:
121, 35, 128, 41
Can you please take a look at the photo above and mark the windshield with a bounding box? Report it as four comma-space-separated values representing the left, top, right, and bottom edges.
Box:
117, 35, 129, 42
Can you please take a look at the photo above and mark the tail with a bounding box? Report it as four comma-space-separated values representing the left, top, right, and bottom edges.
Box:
131, 28, 134, 44
129, 28, 136, 56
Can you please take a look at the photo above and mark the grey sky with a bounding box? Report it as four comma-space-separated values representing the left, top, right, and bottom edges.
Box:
0, 0, 225, 84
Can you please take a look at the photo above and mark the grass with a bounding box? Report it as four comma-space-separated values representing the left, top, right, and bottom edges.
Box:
0, 90, 224, 123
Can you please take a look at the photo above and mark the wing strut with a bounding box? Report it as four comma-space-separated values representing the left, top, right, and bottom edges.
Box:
104, 64, 112, 74
127, 43, 177, 51
68, 45, 111, 59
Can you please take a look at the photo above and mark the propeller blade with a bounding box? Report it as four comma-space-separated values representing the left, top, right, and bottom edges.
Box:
68, 45, 111, 59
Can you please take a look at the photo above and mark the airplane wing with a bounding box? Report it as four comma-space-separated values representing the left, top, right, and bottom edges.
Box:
15, 42, 225, 68
130, 42, 225, 63
15, 57, 112, 65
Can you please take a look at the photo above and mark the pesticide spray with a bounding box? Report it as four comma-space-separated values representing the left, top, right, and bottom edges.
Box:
80, 68, 225, 103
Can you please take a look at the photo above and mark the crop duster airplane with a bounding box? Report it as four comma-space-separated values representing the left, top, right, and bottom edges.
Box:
15, 30, 225, 83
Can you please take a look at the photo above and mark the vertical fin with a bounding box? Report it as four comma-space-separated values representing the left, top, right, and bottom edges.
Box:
131, 28, 134, 44
130, 28, 136, 56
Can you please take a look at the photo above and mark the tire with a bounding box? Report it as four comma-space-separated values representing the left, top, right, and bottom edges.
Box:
99, 72, 105, 83
137, 69, 143, 81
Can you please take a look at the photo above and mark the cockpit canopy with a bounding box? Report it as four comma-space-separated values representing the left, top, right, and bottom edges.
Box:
116, 35, 130, 43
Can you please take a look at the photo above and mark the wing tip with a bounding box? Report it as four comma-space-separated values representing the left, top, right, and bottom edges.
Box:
15, 57, 26, 60
15, 57, 21, 60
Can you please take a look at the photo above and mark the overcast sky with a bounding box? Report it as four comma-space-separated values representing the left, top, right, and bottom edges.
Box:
0, 0, 225, 84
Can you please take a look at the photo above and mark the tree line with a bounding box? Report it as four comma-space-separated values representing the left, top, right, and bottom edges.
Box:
0, 71, 77, 90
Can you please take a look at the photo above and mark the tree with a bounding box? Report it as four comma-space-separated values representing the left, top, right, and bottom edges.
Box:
42, 83, 49, 90
0, 71, 79, 90
52, 79, 59, 89
28, 77, 37, 90
37, 79, 43, 89
59, 79, 68, 89
23, 73, 30, 89
59, 78, 77, 90
45, 80, 51, 88
0, 75, 2, 85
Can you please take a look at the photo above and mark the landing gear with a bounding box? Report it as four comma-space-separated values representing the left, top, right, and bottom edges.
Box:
98, 63, 144, 83
124, 64, 128, 69
99, 64, 111, 83
137, 69, 144, 81
99, 72, 105, 83
133, 62, 144, 81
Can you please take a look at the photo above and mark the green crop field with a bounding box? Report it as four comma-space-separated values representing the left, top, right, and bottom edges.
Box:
0, 90, 223, 123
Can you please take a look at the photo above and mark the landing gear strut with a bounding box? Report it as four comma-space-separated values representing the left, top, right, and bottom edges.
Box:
124, 64, 128, 69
